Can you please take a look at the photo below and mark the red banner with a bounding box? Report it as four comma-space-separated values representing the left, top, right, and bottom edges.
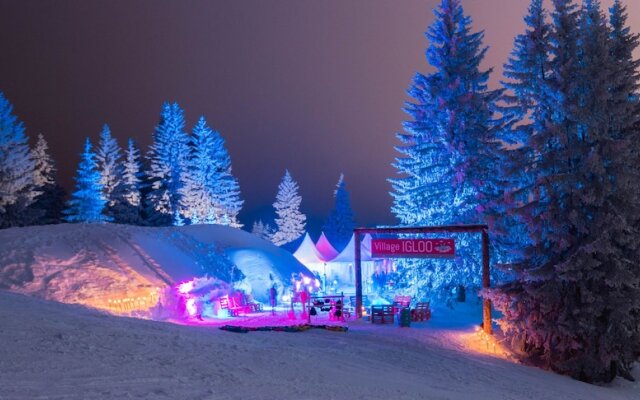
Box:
371, 239, 455, 258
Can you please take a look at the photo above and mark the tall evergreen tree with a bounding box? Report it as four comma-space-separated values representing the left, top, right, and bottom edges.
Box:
491, 0, 640, 383
388, 0, 500, 300
180, 117, 243, 227
488, 0, 552, 263
64, 138, 110, 223
95, 124, 122, 217
112, 138, 143, 224
322, 174, 355, 251
271, 170, 306, 246
0, 92, 36, 228
29, 134, 65, 224
608, 0, 640, 143
145, 102, 190, 225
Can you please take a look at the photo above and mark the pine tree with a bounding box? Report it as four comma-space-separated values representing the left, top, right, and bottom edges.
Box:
491, 0, 640, 382
0, 92, 36, 228
322, 174, 355, 251
64, 138, 110, 223
29, 134, 65, 224
209, 122, 243, 228
388, 0, 500, 299
608, 0, 640, 143
488, 0, 552, 264
95, 124, 122, 217
145, 102, 190, 225
180, 116, 243, 226
112, 138, 143, 224
271, 170, 306, 246
608, 2, 640, 359
251, 219, 274, 241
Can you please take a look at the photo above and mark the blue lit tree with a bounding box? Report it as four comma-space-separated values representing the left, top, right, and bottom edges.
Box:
145, 102, 190, 226
64, 138, 110, 223
490, 0, 640, 382
487, 0, 551, 264
0, 92, 36, 228
389, 0, 500, 301
95, 124, 122, 218
180, 116, 243, 227
322, 174, 355, 251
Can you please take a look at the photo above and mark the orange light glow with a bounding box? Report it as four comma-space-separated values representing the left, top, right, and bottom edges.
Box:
455, 329, 513, 361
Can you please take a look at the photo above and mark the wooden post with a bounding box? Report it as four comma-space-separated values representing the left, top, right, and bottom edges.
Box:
355, 231, 363, 319
482, 228, 492, 335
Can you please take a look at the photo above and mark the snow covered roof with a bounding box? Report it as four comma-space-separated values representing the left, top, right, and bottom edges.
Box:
292, 233, 325, 265
315, 232, 339, 262
330, 233, 374, 263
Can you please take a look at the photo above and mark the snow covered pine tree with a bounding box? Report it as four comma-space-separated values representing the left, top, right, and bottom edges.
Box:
112, 138, 144, 224
0, 92, 37, 228
271, 170, 306, 246
64, 138, 110, 223
180, 116, 243, 226
144, 102, 190, 226
388, 0, 500, 302
95, 124, 122, 219
29, 133, 65, 224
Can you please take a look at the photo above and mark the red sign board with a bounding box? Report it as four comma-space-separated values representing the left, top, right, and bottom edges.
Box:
371, 239, 455, 258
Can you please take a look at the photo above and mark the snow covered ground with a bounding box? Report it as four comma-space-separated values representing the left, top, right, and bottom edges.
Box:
0, 223, 312, 313
1, 290, 637, 400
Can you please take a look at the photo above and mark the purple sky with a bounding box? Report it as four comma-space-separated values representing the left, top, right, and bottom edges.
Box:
1, 0, 638, 232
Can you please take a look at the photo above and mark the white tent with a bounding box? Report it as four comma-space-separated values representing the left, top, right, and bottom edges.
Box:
331, 233, 373, 263
320, 234, 378, 285
292, 233, 325, 268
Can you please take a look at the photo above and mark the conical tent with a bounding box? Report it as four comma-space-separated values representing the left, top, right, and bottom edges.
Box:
315, 232, 339, 262
331, 233, 374, 263
292, 233, 324, 265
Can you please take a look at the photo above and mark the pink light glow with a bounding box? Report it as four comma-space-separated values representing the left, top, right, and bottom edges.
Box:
186, 298, 197, 316
178, 281, 194, 294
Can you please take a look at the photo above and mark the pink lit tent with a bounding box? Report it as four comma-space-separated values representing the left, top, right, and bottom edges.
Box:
292, 233, 326, 276
315, 232, 339, 262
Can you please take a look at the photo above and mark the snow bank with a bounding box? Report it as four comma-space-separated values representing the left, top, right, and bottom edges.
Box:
0, 223, 312, 313
0, 290, 637, 400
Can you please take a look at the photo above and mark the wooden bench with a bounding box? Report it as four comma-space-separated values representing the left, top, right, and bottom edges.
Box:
370, 305, 395, 324
411, 302, 431, 322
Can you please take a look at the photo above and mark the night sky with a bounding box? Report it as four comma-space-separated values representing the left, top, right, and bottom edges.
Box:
1, 0, 638, 232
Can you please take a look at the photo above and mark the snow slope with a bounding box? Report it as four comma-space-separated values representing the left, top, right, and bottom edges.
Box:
0, 290, 637, 400
0, 223, 312, 313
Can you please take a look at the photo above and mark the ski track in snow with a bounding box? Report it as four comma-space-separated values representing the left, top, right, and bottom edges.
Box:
0, 291, 637, 400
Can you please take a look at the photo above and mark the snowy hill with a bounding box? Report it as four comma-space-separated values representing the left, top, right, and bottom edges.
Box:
0, 290, 637, 400
0, 223, 312, 313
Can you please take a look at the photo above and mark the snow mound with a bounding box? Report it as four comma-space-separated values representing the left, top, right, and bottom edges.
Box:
0, 223, 312, 313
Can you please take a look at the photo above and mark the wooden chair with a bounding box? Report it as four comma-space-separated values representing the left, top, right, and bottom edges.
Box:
370, 305, 394, 324
411, 302, 431, 322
